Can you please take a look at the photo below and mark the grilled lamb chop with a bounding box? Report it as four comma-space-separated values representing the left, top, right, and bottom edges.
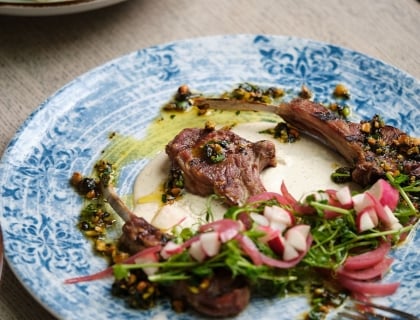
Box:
273, 98, 420, 186
70, 168, 170, 253
167, 269, 250, 317
98, 175, 172, 253
195, 97, 420, 187
98, 173, 251, 317
165, 125, 277, 205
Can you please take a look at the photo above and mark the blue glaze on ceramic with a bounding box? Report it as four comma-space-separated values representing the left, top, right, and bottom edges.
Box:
0, 35, 419, 319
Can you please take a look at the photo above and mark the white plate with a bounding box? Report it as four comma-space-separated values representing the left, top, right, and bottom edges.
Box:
0, 35, 419, 319
0, 0, 127, 16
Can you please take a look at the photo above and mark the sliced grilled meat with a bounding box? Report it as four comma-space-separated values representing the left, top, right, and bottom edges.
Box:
165, 125, 277, 205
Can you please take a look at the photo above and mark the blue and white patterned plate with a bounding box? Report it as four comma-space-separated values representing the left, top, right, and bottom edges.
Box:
0, 35, 419, 319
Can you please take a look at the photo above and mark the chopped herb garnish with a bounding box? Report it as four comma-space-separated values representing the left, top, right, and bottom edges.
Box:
202, 140, 229, 163
260, 122, 300, 143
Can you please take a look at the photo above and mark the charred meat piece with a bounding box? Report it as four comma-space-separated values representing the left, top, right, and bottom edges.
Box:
167, 269, 250, 317
165, 125, 277, 205
277, 98, 420, 186
118, 215, 172, 254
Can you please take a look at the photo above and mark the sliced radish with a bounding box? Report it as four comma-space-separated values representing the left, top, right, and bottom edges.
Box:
291, 224, 311, 239
356, 208, 378, 233
381, 206, 402, 230
160, 241, 183, 260
318, 189, 344, 218
285, 226, 308, 252
270, 229, 311, 261
257, 225, 280, 243
189, 240, 206, 262
261, 234, 313, 268
352, 193, 373, 213
283, 242, 300, 261
390, 222, 403, 231
179, 234, 201, 250
343, 242, 391, 271
200, 231, 221, 257
263, 206, 294, 226
267, 224, 310, 258
335, 185, 353, 208
134, 251, 159, 276
220, 226, 242, 243
366, 192, 390, 225
367, 179, 399, 211
366, 193, 401, 230
250, 212, 269, 226
382, 205, 399, 224
269, 220, 289, 233
199, 219, 241, 243
151, 204, 187, 231
367, 207, 379, 225
268, 232, 286, 256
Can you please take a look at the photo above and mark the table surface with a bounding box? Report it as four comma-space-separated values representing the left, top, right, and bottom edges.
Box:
0, 0, 419, 319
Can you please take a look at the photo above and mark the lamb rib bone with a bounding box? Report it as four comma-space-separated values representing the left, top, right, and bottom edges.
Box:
194, 97, 420, 187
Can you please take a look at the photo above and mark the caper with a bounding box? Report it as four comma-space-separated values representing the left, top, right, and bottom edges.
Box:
333, 84, 350, 99
80, 221, 90, 231
76, 177, 97, 195
299, 85, 312, 99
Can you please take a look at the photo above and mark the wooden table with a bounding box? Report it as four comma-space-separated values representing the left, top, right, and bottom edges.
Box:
0, 0, 419, 319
